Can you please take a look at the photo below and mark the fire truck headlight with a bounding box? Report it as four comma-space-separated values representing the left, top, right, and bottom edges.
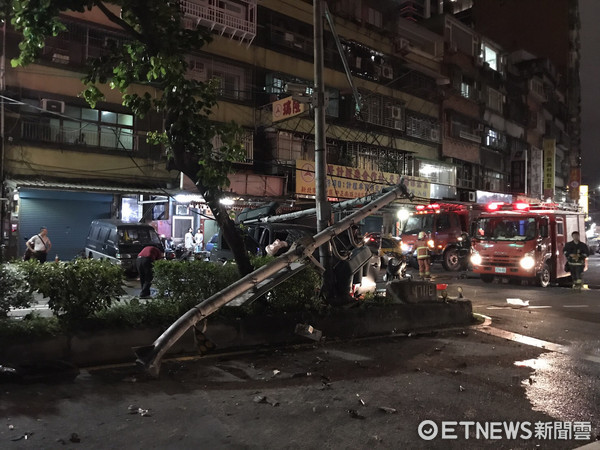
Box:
401, 243, 409, 252
427, 239, 435, 248
471, 252, 482, 266
520, 255, 535, 270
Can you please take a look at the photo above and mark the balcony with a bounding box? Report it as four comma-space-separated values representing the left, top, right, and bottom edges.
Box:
459, 130, 482, 143
180, 0, 257, 46
20, 120, 136, 152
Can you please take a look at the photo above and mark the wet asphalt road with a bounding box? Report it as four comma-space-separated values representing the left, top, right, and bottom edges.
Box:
2, 257, 600, 448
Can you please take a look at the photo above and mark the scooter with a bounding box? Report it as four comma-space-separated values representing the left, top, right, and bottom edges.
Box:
383, 252, 409, 282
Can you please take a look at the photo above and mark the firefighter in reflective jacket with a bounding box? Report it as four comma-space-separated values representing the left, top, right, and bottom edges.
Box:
416, 231, 431, 279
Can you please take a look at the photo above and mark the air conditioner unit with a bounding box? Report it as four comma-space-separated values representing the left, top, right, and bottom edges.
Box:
430, 129, 439, 141
391, 106, 402, 120
393, 120, 404, 131
382, 66, 394, 79
176, 205, 189, 215
40, 99, 65, 114
189, 60, 206, 81
468, 191, 476, 202
51, 53, 70, 64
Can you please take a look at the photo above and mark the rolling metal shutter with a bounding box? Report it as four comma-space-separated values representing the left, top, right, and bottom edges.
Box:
19, 189, 113, 260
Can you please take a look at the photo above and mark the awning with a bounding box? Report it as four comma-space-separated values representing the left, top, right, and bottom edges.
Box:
4, 178, 171, 196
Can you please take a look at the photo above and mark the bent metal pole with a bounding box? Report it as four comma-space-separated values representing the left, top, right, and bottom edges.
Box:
135, 182, 411, 377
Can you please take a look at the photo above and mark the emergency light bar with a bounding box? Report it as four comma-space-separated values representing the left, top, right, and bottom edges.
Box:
485, 202, 531, 212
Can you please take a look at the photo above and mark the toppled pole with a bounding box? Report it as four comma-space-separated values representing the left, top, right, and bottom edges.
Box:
135, 182, 412, 377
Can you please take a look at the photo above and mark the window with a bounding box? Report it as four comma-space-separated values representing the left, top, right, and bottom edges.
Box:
359, 91, 404, 130
529, 78, 546, 101
486, 87, 503, 113
406, 112, 440, 142
481, 43, 498, 71
186, 56, 250, 101
436, 214, 451, 232
557, 221, 564, 236
485, 128, 508, 151
21, 99, 134, 150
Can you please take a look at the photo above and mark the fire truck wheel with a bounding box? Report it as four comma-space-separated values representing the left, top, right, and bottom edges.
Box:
480, 274, 494, 283
442, 248, 461, 271
537, 263, 551, 288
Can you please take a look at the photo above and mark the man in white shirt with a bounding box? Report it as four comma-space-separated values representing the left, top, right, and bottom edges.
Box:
26, 226, 52, 263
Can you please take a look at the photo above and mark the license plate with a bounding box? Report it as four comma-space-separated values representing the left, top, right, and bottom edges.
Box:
495, 267, 507, 273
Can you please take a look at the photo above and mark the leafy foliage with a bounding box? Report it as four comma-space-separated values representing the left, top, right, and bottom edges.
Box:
0, 263, 34, 317
3, 0, 252, 274
250, 256, 325, 314
30, 259, 124, 328
153, 260, 241, 314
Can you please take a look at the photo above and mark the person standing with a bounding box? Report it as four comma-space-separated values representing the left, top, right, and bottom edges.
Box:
184, 227, 195, 252
564, 231, 589, 289
26, 226, 52, 263
194, 227, 204, 252
416, 231, 431, 279
136, 245, 164, 298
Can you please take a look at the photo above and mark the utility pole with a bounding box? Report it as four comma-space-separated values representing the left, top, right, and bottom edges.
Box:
313, 0, 334, 299
0, 21, 6, 262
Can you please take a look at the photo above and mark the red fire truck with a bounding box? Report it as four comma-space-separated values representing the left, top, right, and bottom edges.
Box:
470, 202, 587, 287
400, 203, 478, 271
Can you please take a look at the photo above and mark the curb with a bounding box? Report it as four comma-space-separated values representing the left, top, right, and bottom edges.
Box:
1, 300, 473, 367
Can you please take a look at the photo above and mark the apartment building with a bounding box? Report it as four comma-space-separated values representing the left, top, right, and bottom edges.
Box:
0, 0, 576, 259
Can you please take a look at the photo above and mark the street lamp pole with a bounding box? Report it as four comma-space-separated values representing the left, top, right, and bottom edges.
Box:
313, 0, 333, 296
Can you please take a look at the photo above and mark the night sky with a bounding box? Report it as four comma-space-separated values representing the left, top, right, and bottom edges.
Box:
579, 0, 600, 192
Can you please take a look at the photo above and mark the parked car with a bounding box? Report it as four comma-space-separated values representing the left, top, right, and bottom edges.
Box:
84, 219, 163, 275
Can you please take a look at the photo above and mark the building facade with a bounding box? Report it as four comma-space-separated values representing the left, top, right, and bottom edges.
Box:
0, 0, 580, 259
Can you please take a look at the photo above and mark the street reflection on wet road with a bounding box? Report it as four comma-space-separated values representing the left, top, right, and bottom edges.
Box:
515, 352, 599, 426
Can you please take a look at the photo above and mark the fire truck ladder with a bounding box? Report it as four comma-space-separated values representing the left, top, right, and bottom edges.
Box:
134, 181, 413, 377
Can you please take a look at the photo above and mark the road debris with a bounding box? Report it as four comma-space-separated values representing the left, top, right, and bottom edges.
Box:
347, 409, 366, 419
356, 393, 366, 406
459, 385, 466, 392
507, 298, 529, 306
378, 406, 397, 414
252, 395, 279, 406
11, 433, 33, 441
70, 433, 81, 443
272, 369, 280, 376
295, 323, 323, 341
128, 404, 151, 416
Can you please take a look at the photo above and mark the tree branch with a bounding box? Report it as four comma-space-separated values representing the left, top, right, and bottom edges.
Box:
95, 1, 147, 43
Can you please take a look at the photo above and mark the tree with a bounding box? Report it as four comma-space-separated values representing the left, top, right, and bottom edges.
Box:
2, 0, 254, 275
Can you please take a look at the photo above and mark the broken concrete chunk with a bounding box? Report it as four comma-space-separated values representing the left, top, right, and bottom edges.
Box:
295, 323, 323, 341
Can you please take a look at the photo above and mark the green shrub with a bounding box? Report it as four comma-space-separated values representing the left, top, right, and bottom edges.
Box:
0, 263, 35, 317
93, 297, 181, 329
0, 314, 61, 340
250, 256, 324, 314
30, 259, 124, 328
153, 260, 240, 313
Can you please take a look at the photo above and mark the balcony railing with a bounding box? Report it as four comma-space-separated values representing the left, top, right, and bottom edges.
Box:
20, 121, 136, 151
180, 0, 256, 45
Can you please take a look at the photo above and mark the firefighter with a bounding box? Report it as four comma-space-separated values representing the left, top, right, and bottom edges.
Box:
564, 231, 589, 290
416, 231, 431, 279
